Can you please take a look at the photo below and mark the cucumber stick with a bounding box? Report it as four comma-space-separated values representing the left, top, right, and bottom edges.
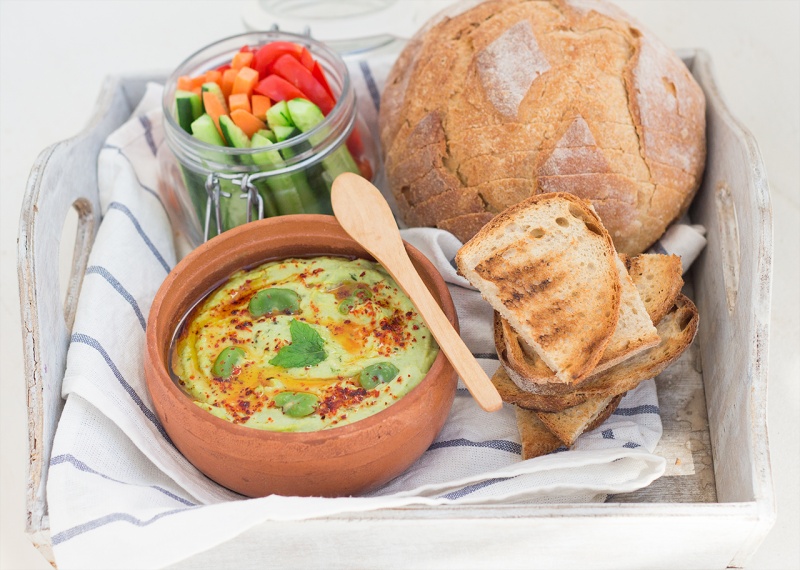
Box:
219, 116, 279, 219
190, 114, 225, 146
190, 114, 248, 235
272, 126, 329, 214
266, 101, 293, 130
271, 125, 299, 142
265, 104, 327, 213
256, 129, 277, 143
250, 133, 308, 215
286, 98, 360, 180
219, 115, 251, 150
175, 90, 203, 133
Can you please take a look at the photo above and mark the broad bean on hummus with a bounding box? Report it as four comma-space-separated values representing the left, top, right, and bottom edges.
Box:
171, 256, 439, 432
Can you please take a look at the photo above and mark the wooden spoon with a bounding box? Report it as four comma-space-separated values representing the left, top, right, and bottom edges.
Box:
331, 173, 503, 412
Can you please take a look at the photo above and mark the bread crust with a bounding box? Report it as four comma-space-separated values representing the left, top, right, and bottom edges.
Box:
515, 406, 564, 460
625, 253, 683, 326
536, 393, 624, 446
379, 0, 706, 253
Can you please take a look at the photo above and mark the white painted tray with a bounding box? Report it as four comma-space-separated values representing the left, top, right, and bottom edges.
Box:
18, 51, 774, 568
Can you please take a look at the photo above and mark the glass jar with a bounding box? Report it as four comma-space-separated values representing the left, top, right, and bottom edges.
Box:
159, 31, 377, 247
256, 0, 397, 19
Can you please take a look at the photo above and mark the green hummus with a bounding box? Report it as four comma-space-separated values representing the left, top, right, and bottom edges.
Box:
171, 256, 439, 432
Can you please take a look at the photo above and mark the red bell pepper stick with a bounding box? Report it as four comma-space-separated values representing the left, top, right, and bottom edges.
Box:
253, 74, 307, 102
253, 41, 310, 78
311, 61, 334, 99
299, 48, 315, 71
272, 54, 335, 115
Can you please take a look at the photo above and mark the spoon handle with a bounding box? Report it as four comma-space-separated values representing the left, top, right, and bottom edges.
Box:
379, 248, 503, 413
331, 173, 502, 412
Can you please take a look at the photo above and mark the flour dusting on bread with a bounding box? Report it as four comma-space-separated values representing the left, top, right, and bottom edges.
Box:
477, 20, 550, 118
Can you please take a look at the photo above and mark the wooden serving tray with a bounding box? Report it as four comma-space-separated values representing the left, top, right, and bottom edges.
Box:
18, 51, 774, 568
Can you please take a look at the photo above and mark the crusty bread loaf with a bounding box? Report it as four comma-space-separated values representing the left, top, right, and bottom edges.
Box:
456, 193, 620, 386
380, 0, 706, 254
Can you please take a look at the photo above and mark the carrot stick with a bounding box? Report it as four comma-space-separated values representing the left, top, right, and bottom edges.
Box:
204, 69, 222, 86
232, 51, 254, 70
221, 68, 238, 99
229, 93, 251, 114
231, 67, 259, 97
202, 91, 229, 137
230, 109, 267, 138
251, 95, 271, 121
177, 76, 194, 91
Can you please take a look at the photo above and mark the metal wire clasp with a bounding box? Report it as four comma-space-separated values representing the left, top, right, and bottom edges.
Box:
203, 173, 265, 242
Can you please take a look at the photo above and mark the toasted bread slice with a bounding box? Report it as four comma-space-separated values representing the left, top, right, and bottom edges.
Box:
496, 295, 699, 411
598, 255, 661, 369
494, 312, 554, 385
514, 407, 564, 460
499, 254, 660, 394
572, 294, 699, 399
515, 394, 623, 459
625, 254, 683, 326
456, 193, 620, 386
535, 394, 623, 446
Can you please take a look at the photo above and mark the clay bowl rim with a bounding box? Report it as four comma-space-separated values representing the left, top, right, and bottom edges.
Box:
145, 213, 459, 446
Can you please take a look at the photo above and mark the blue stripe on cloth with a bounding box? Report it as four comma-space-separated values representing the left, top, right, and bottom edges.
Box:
107, 202, 171, 273
50, 454, 195, 507
139, 115, 158, 156
613, 404, 660, 416
473, 353, 499, 361
85, 266, 146, 330
359, 60, 381, 111
439, 477, 510, 500
100, 146, 166, 209
70, 333, 170, 441
601, 429, 614, 439
648, 241, 668, 255
51, 507, 195, 546
623, 442, 641, 449
428, 438, 522, 455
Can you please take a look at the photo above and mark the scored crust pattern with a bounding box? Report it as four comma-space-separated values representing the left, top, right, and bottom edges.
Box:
379, 0, 706, 255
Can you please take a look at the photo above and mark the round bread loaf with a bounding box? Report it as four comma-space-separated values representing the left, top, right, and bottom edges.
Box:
379, 0, 706, 254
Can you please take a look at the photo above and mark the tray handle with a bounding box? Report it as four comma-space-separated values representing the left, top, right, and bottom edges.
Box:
17, 74, 152, 554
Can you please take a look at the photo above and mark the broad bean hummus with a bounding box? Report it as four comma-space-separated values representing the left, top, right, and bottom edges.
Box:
171, 256, 439, 432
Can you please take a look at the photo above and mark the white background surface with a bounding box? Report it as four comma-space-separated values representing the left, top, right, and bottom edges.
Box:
1, 1, 797, 568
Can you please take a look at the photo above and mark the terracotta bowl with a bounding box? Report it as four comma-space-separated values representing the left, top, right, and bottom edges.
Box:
144, 214, 458, 497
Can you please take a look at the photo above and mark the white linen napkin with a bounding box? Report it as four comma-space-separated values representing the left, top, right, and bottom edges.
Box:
46, 60, 702, 569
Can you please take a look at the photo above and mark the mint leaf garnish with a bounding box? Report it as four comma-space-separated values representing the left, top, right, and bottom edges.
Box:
269, 319, 327, 369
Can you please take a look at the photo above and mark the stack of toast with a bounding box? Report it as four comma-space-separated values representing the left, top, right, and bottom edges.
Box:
455, 193, 699, 459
